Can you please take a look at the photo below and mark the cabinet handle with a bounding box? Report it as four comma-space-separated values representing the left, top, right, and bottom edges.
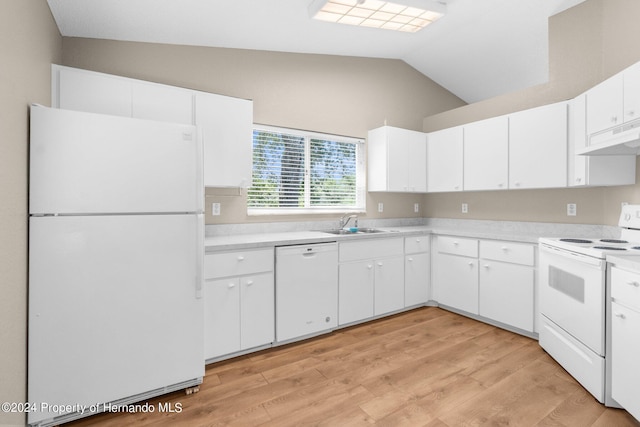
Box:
614, 312, 626, 319
501, 246, 509, 251
367, 264, 373, 269
612, 116, 619, 123
246, 280, 254, 286
468, 261, 474, 267
377, 262, 384, 267
453, 241, 459, 245
626, 281, 640, 287
237, 256, 245, 261
228, 283, 236, 289
416, 239, 421, 243
514, 182, 521, 187
408, 257, 414, 262
576, 177, 582, 183
454, 185, 460, 190
483, 264, 490, 269
628, 110, 635, 117
497, 183, 504, 188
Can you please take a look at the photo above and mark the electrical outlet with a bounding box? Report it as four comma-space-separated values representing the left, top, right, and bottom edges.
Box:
212, 202, 221, 216
378, 202, 384, 213
567, 203, 577, 216
462, 203, 468, 214
414, 203, 419, 213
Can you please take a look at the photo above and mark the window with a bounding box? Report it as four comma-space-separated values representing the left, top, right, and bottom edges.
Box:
248, 125, 365, 214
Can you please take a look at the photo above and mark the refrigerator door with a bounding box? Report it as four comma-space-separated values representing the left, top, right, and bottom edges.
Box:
28, 214, 204, 425
29, 105, 202, 215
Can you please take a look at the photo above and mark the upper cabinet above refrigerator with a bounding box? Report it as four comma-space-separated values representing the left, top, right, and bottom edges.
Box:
52, 65, 253, 188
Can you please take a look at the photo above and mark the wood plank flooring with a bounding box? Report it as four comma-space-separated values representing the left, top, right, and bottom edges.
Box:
68, 307, 639, 426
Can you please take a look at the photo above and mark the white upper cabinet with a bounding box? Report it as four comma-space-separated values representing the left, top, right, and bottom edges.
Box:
427, 126, 463, 192
586, 61, 640, 136
463, 115, 509, 191
569, 94, 636, 187
131, 82, 193, 124
509, 102, 568, 189
367, 126, 427, 192
57, 66, 132, 117
195, 92, 253, 188
52, 65, 253, 188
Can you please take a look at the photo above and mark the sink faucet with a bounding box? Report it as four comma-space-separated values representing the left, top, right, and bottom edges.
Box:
340, 213, 358, 229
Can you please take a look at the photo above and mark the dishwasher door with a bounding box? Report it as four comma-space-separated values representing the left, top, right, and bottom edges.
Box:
276, 242, 338, 343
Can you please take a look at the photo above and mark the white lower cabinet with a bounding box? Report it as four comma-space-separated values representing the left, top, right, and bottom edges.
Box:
338, 238, 404, 325
404, 235, 430, 306
203, 248, 274, 361
610, 267, 640, 421
434, 236, 479, 314
434, 235, 537, 334
479, 240, 535, 332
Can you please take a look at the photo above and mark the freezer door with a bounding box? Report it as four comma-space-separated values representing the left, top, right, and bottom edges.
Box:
28, 214, 204, 425
29, 105, 202, 215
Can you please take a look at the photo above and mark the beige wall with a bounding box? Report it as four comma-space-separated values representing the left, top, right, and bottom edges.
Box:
0, 2, 62, 426
423, 0, 640, 226
61, 38, 466, 224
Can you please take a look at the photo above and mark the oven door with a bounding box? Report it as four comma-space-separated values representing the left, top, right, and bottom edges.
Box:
539, 243, 606, 355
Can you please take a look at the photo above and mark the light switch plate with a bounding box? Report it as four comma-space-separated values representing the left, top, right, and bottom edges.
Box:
567, 203, 576, 216
378, 202, 384, 213
414, 203, 419, 213
462, 203, 468, 214
212, 202, 221, 216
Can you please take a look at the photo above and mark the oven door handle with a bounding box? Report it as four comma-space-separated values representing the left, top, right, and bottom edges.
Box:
540, 243, 604, 268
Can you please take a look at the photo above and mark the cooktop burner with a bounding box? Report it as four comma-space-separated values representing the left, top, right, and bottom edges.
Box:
593, 246, 628, 250
600, 239, 628, 244
559, 238, 593, 244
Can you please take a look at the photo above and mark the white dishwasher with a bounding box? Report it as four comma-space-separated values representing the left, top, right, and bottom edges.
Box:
275, 242, 338, 343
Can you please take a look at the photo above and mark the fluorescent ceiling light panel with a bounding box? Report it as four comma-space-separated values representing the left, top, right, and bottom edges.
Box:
309, 0, 445, 32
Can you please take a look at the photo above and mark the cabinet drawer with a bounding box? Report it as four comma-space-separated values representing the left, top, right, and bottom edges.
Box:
339, 238, 404, 262
611, 267, 640, 311
205, 248, 274, 279
480, 240, 534, 266
437, 236, 478, 258
404, 235, 429, 254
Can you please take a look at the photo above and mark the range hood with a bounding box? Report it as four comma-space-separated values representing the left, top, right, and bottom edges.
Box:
578, 119, 640, 155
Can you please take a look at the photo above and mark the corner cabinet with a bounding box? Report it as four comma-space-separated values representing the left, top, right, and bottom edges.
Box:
509, 102, 568, 189
195, 93, 253, 188
203, 248, 274, 362
427, 126, 464, 192
433, 235, 537, 335
52, 65, 253, 188
367, 126, 427, 192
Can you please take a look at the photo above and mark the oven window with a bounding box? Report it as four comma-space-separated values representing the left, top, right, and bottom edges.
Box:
549, 266, 585, 303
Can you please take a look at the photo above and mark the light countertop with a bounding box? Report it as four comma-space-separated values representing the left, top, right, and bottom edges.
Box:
204, 224, 545, 252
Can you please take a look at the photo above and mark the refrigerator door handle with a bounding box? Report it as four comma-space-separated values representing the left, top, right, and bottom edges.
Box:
196, 214, 204, 299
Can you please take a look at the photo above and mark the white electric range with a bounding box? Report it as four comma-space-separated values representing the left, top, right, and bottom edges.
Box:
538, 204, 640, 408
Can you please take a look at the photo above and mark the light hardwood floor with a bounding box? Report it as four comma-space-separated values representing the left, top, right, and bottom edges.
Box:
69, 307, 639, 426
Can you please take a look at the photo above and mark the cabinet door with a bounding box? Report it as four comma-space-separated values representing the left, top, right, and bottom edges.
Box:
339, 261, 374, 325
509, 102, 568, 189
479, 261, 534, 332
204, 278, 240, 360
58, 67, 132, 117
427, 126, 463, 192
464, 116, 508, 191
611, 301, 640, 420
435, 253, 478, 314
195, 92, 253, 188
240, 273, 274, 350
132, 82, 193, 124
405, 252, 429, 306
586, 73, 623, 135
407, 132, 427, 192
374, 256, 405, 316
386, 135, 409, 192
623, 62, 640, 125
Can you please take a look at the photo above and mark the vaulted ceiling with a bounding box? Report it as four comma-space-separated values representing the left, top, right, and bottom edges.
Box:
47, 0, 586, 104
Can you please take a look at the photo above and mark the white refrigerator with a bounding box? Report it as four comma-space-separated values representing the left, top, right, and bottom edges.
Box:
28, 105, 204, 426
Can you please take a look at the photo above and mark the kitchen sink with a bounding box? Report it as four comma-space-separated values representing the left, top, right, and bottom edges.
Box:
320, 228, 386, 235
